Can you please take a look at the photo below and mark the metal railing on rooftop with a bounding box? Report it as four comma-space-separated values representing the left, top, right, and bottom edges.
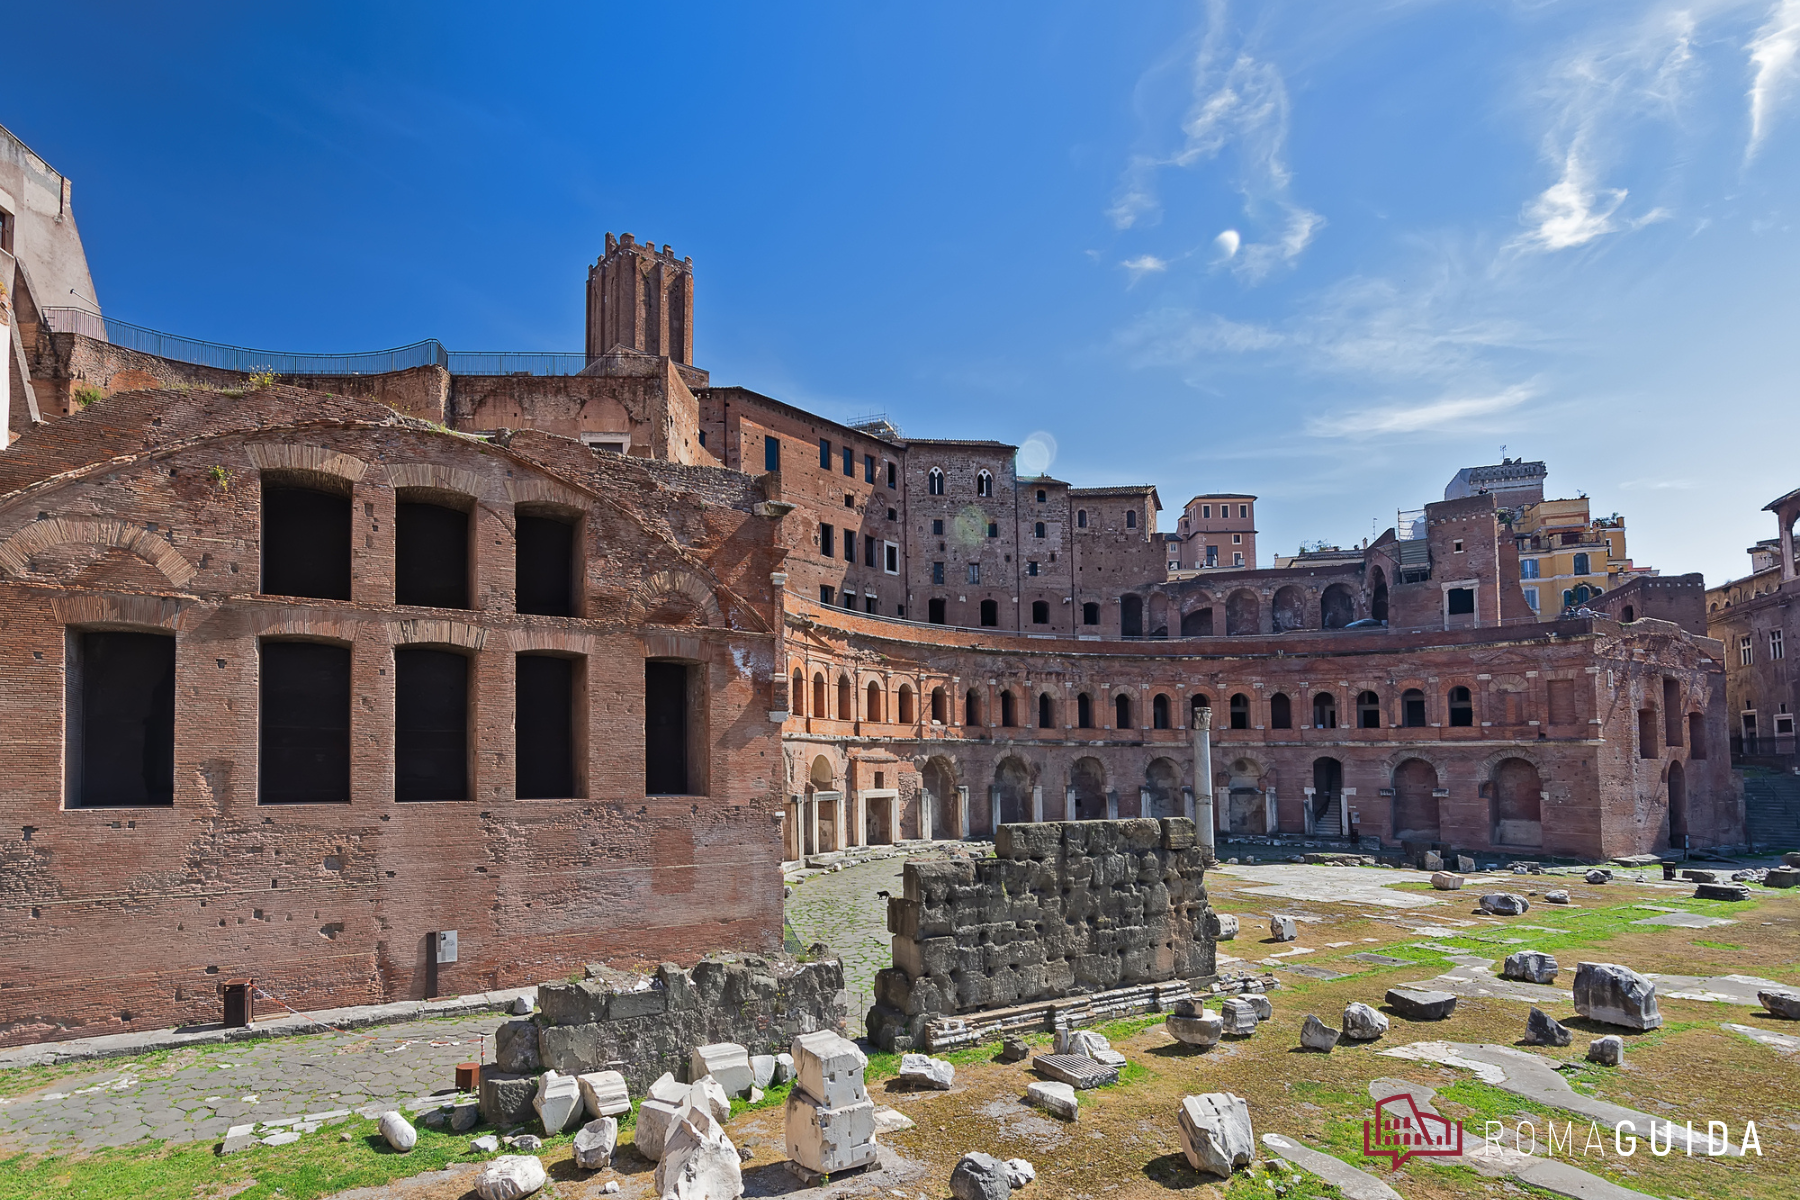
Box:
40, 308, 590, 377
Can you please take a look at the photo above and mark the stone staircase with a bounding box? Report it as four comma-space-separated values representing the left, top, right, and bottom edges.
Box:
1309, 797, 1344, 837
1743, 771, 1800, 852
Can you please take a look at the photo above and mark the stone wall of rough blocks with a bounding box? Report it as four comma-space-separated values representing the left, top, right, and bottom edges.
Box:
532, 955, 848, 1092
865, 817, 1212, 1050
0, 384, 789, 1046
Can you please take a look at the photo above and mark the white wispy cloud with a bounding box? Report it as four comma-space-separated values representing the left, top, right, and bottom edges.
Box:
1749, 0, 1800, 157
1617, 477, 1698, 490
1517, 150, 1629, 251
1121, 255, 1169, 280
1107, 1, 1322, 281
1304, 385, 1538, 439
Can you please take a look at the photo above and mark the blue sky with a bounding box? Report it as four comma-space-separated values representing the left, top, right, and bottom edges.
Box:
7, 1, 1798, 585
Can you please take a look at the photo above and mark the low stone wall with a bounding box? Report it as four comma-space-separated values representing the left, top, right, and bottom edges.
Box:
525, 955, 849, 1092
866, 817, 1214, 1050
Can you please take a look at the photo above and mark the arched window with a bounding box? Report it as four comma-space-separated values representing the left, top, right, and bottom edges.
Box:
1077, 509, 1088, 528
1448, 686, 1473, 727
1270, 693, 1292, 729
999, 690, 1016, 728
1082, 601, 1099, 625
1126, 510, 1137, 529
1034, 521, 1046, 538
1312, 692, 1337, 729
1229, 693, 1250, 730
1039, 692, 1054, 728
931, 686, 946, 724
1077, 693, 1093, 728
979, 599, 999, 627
1115, 693, 1132, 729
1357, 690, 1382, 729
867, 680, 884, 723
837, 675, 853, 720
1190, 694, 1211, 727
1036, 489, 1047, 502
1572, 552, 1590, 575
812, 673, 827, 718
1402, 688, 1426, 727
792, 668, 805, 716
976, 470, 993, 497
927, 468, 944, 496
1031, 600, 1049, 624
1153, 693, 1170, 729
965, 689, 982, 726
898, 684, 915, 724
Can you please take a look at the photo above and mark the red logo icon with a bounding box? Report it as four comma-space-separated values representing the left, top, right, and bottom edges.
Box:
1363, 1093, 1464, 1169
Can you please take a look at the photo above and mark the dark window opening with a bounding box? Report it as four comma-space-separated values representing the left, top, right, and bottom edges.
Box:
1638, 707, 1658, 759
395, 647, 469, 802
1269, 692, 1292, 729
1688, 712, 1707, 759
1447, 587, 1475, 616
1448, 685, 1473, 727
987, 522, 998, 538
1032, 600, 1049, 624
1357, 690, 1382, 729
1153, 693, 1171, 729
980, 599, 999, 627
396, 501, 470, 609
765, 437, 781, 472
845, 532, 856, 563
1126, 510, 1137, 529
1116, 694, 1132, 728
1077, 509, 1087, 528
1082, 602, 1099, 625
932, 519, 945, 536
864, 454, 875, 483
819, 585, 835, 605
819, 438, 831, 468
1121, 595, 1143, 637
261, 482, 351, 600
515, 512, 576, 617
1180, 607, 1213, 637
929, 597, 946, 624
1000, 691, 1016, 727
929, 470, 944, 496
1402, 688, 1427, 727
66, 630, 175, 808
1663, 678, 1682, 747
931, 687, 946, 723
646, 660, 694, 794
1035, 522, 1046, 538
1077, 693, 1093, 728
517, 654, 578, 799
259, 641, 350, 804
842, 446, 854, 476
821, 523, 834, 557
865, 534, 876, 567
887, 462, 897, 488
1229, 693, 1249, 730
1039, 693, 1054, 727
1312, 692, 1337, 729
1036, 489, 1046, 502
965, 689, 982, 725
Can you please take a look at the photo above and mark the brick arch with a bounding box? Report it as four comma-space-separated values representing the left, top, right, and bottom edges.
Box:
505, 476, 587, 511
630, 567, 725, 627
246, 442, 369, 483
507, 628, 596, 655
386, 462, 489, 502
392, 618, 488, 651
0, 518, 196, 586
251, 609, 364, 644
50, 593, 193, 632
1474, 747, 1547, 777
1379, 748, 1456, 779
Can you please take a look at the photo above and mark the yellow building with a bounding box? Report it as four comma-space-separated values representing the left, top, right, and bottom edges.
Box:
1511, 498, 1646, 618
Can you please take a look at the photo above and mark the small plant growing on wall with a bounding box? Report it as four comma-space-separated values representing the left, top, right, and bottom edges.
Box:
73, 386, 104, 409
209, 465, 231, 493
245, 370, 278, 390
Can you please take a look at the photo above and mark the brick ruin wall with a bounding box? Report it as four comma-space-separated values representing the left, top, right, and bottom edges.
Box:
524, 955, 848, 1092
865, 817, 1213, 1050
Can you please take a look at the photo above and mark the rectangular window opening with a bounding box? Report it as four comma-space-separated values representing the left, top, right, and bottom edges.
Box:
259, 640, 351, 804
517, 653, 580, 799
261, 481, 352, 600
515, 511, 577, 617
66, 630, 175, 808
396, 499, 471, 609
646, 660, 702, 795
395, 647, 469, 802
764, 436, 781, 473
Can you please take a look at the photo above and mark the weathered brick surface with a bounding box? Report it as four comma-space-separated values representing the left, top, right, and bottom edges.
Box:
0, 384, 787, 1046
866, 817, 1212, 1049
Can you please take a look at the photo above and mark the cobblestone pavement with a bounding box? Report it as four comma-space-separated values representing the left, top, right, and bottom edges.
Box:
783, 856, 905, 1023
0, 1012, 506, 1153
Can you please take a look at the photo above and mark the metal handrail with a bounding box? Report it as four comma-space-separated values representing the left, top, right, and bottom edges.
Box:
39, 308, 590, 377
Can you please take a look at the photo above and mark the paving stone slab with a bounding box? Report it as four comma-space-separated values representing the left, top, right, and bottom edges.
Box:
1260, 1132, 1400, 1200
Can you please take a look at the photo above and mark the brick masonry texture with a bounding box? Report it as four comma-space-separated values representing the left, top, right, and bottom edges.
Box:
865, 818, 1213, 1050
0, 384, 787, 1046
533, 954, 847, 1092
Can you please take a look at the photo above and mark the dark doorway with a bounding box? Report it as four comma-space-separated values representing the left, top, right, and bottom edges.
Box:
979, 599, 999, 627
1371, 570, 1389, 623
1402, 689, 1427, 727
645, 660, 691, 795
1115, 693, 1132, 728
1180, 607, 1213, 637
517, 654, 577, 799
395, 648, 468, 801
259, 641, 350, 804
1083, 602, 1100, 626
396, 501, 470, 609
1668, 761, 1688, 848
261, 483, 351, 600
1269, 693, 1292, 729
1229, 692, 1249, 730
67, 630, 175, 807
1031, 600, 1049, 624
1320, 584, 1355, 629
516, 512, 576, 617
1121, 595, 1143, 637
1312, 757, 1343, 832
928, 597, 946, 624
1153, 693, 1170, 729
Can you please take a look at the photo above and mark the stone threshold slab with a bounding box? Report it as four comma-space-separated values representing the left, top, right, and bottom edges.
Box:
921, 973, 1278, 1052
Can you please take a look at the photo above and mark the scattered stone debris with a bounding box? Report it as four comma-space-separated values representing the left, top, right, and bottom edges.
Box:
1587, 1035, 1624, 1066
1544, 890, 1571, 905
470, 1133, 500, 1154
378, 1110, 416, 1152
998, 1036, 1031, 1062
1524, 1007, 1572, 1047
572, 1117, 618, 1170
1585, 869, 1611, 885
1025, 1079, 1079, 1120
1479, 893, 1530, 916
1206, 912, 1240, 940
1002, 1157, 1036, 1188
1573, 962, 1662, 1030
1385, 988, 1458, 1021
1341, 1002, 1389, 1041
1166, 999, 1224, 1048
1758, 989, 1800, 1020
1221, 997, 1260, 1036
898, 1052, 955, 1090
1501, 950, 1559, 985
691, 1042, 754, 1097
1430, 872, 1463, 891
951, 1150, 1017, 1199
577, 1069, 631, 1119
1031, 1053, 1119, 1088
533, 1070, 582, 1135
1269, 915, 1298, 942
1178, 1092, 1255, 1179
1299, 1015, 1341, 1052
475, 1154, 547, 1200
785, 1030, 878, 1176
1695, 881, 1752, 901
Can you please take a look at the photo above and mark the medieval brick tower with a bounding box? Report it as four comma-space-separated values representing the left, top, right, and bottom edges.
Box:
585, 232, 694, 365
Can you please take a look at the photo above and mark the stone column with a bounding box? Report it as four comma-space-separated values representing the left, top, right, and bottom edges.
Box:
1781, 507, 1797, 583
1182, 785, 1195, 824
1192, 706, 1215, 853
1031, 785, 1043, 823
1139, 787, 1152, 819
1264, 788, 1278, 834
834, 793, 847, 851
807, 795, 820, 858
1066, 786, 1078, 821
1302, 786, 1316, 835
957, 786, 970, 840
920, 789, 933, 841
1105, 789, 1119, 820
854, 791, 867, 847
888, 796, 901, 845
